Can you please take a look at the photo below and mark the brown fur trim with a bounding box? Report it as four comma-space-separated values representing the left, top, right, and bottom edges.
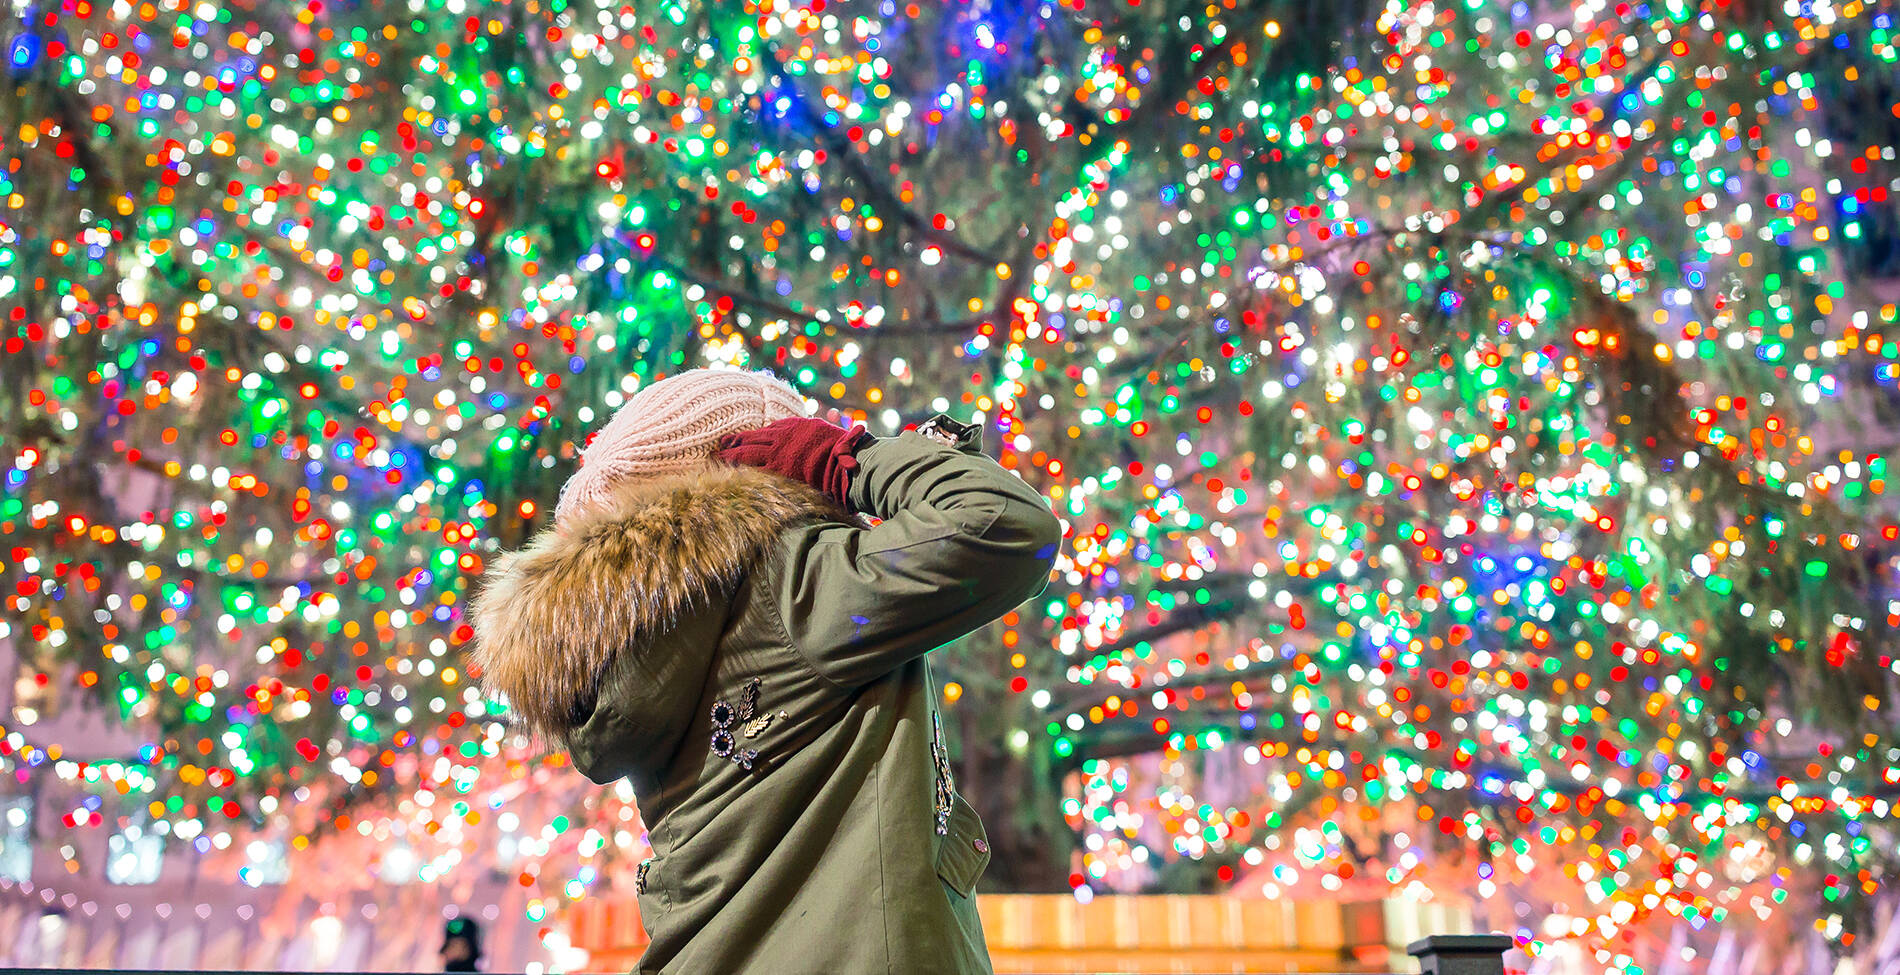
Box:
468, 465, 840, 740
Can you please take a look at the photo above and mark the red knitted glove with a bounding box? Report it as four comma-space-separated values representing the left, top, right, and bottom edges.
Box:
714, 416, 871, 507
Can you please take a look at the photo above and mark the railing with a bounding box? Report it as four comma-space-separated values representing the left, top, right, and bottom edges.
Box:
0, 935, 1514, 975
1406, 934, 1516, 974
562, 892, 1506, 973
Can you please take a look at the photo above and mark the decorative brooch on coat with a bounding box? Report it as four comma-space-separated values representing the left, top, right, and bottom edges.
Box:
710, 677, 782, 771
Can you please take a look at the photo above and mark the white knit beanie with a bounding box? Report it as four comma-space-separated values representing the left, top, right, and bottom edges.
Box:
553, 368, 810, 527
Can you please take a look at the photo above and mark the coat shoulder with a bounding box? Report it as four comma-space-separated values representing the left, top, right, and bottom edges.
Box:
468, 465, 842, 740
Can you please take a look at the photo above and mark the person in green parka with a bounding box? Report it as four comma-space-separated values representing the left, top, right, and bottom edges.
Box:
469, 367, 1062, 974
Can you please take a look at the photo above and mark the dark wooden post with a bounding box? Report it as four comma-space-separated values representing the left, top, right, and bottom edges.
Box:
1406, 933, 1513, 975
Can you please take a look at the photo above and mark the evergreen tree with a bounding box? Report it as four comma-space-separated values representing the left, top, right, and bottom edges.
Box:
2, 0, 1895, 968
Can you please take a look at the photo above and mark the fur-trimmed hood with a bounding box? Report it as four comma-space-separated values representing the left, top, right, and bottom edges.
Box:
468, 464, 840, 743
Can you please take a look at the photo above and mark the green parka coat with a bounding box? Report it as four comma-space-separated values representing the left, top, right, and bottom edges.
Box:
470, 418, 1062, 974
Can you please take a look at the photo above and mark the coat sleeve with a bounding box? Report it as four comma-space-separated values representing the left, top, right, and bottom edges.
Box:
769, 420, 1063, 688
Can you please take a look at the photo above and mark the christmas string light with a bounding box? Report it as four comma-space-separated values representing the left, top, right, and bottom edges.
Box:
2, 1, 1896, 972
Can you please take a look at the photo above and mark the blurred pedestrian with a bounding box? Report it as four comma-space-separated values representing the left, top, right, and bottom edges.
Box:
439, 916, 481, 973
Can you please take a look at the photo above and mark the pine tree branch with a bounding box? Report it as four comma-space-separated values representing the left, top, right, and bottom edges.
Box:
7, 459, 350, 594
761, 43, 1006, 267
1064, 719, 1900, 805
657, 258, 825, 326
865, 236, 1039, 337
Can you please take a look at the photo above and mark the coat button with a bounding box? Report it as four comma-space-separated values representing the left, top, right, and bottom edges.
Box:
973, 838, 989, 854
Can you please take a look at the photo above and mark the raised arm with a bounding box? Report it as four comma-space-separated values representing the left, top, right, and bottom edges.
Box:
768, 418, 1062, 688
